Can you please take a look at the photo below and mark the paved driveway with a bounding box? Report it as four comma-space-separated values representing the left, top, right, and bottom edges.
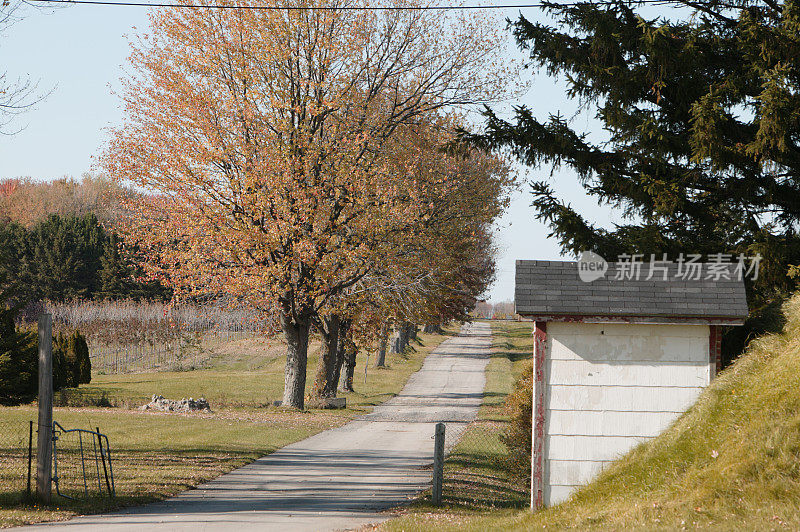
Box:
25, 321, 491, 531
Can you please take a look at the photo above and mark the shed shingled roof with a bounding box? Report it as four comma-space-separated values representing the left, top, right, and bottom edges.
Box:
515, 260, 749, 323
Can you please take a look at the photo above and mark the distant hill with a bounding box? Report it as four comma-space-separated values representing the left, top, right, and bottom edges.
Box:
0, 174, 120, 227
0, 176, 170, 305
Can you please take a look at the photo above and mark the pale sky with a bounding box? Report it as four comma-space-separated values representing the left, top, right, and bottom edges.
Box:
1, 1, 672, 302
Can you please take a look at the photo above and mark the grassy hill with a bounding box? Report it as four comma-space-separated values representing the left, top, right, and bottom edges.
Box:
385, 297, 800, 531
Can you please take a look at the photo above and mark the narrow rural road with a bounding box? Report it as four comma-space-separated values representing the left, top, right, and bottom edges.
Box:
26, 322, 491, 532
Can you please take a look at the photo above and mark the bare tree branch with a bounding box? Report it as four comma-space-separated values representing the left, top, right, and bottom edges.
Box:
0, 0, 54, 135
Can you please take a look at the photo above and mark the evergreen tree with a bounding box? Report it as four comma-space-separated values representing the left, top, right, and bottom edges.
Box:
0, 219, 35, 309
74, 331, 91, 385
0, 308, 37, 406
2, 213, 170, 304
98, 232, 132, 299
52, 331, 70, 390
29, 214, 107, 300
52, 330, 92, 389
467, 0, 800, 361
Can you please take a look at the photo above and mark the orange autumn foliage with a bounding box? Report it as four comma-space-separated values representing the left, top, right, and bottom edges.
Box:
102, 0, 515, 407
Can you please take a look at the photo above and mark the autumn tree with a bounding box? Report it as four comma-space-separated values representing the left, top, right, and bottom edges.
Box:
306, 111, 510, 399
378, 119, 508, 329
103, 0, 513, 408
330, 220, 500, 391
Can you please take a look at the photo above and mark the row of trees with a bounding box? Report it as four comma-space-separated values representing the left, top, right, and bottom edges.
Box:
473, 300, 516, 320
102, 0, 515, 408
0, 175, 118, 228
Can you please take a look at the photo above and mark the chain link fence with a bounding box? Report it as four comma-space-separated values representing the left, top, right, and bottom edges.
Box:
0, 420, 36, 502
0, 420, 114, 502
440, 419, 529, 508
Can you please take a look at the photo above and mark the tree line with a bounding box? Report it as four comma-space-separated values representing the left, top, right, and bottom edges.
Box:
101, 1, 515, 409
0, 187, 168, 404
0, 211, 169, 308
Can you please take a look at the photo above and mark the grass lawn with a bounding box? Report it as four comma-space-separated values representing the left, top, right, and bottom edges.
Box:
379, 319, 533, 530
55, 329, 451, 413
0, 327, 454, 528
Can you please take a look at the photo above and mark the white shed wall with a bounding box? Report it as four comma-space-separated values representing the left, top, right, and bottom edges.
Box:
544, 322, 710, 506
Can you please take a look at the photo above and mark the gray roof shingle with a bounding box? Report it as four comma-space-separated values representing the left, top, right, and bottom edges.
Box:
515, 260, 749, 323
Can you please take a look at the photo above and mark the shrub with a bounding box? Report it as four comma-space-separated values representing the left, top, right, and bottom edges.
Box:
0, 311, 38, 406
53, 330, 91, 389
53, 332, 70, 389
0, 310, 91, 405
74, 332, 91, 384
501, 364, 532, 484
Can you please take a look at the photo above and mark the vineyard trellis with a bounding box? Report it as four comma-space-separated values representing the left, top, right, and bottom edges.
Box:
26, 299, 278, 374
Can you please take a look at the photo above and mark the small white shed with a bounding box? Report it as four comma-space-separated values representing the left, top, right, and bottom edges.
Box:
514, 260, 748, 509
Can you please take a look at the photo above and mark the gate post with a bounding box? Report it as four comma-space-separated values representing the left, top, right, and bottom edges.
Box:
432, 422, 445, 505
36, 313, 53, 503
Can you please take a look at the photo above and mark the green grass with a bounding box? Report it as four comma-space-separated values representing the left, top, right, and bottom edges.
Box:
54, 330, 452, 413
387, 297, 800, 531
479, 320, 533, 421
0, 406, 333, 527
381, 320, 533, 528
0, 327, 453, 527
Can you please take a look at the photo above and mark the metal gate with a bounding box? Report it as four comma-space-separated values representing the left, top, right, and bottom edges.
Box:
52, 422, 115, 499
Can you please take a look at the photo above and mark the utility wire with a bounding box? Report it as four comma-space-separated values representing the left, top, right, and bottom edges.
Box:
25, 0, 681, 11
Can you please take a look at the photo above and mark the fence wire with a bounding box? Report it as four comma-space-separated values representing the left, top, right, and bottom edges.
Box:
442, 419, 529, 508
0, 420, 35, 500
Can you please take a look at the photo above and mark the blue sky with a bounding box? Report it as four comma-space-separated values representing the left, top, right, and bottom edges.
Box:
0, 1, 642, 302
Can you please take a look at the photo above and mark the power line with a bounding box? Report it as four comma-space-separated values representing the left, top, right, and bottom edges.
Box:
25, 0, 679, 11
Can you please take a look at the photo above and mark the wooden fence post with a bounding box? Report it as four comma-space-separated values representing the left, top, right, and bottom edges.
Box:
531, 321, 548, 511
432, 422, 445, 505
36, 313, 53, 503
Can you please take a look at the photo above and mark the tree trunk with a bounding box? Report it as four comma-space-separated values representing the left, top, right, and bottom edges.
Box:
338, 336, 357, 393
312, 314, 340, 399
374, 320, 389, 367
281, 312, 311, 409
390, 328, 399, 355
331, 319, 351, 394
398, 321, 410, 352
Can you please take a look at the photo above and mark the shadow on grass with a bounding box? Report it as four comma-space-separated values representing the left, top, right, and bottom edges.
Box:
439, 448, 528, 510
491, 349, 530, 364
0, 448, 264, 518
